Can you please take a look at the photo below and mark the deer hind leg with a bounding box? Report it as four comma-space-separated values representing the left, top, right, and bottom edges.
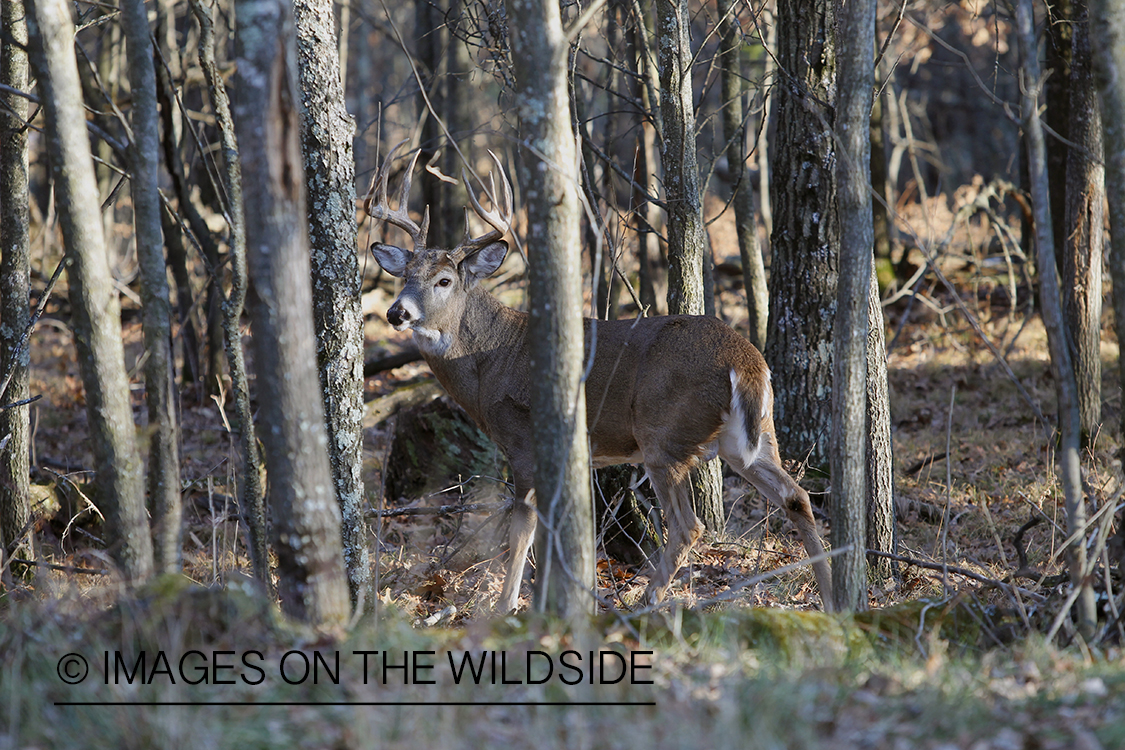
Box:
499, 486, 536, 613
720, 433, 836, 612
642, 464, 705, 605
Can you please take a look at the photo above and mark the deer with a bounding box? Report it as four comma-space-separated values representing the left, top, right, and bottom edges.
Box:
367, 142, 834, 613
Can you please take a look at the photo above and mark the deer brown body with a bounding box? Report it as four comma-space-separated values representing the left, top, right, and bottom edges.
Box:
368, 144, 834, 612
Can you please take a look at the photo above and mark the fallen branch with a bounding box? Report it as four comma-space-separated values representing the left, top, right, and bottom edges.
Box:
7, 557, 107, 575
362, 379, 442, 428
367, 500, 508, 519
867, 549, 1047, 602
363, 344, 423, 377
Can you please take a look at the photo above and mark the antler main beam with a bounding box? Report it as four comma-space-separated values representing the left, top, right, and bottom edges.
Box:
451, 151, 513, 263
364, 140, 430, 251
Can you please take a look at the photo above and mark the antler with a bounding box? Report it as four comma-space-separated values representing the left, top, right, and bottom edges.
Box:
450, 150, 513, 263
364, 140, 431, 251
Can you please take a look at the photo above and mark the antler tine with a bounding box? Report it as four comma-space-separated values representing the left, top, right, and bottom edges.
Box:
363, 139, 430, 251
452, 150, 513, 262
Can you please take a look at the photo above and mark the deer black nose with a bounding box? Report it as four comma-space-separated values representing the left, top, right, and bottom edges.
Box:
387, 301, 409, 327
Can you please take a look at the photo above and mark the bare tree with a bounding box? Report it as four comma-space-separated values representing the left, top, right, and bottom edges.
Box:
1091, 0, 1125, 452
866, 265, 895, 583
293, 0, 371, 614
26, 0, 153, 582
1014, 0, 1096, 638
718, 0, 767, 351
1062, 0, 1105, 445
233, 0, 350, 627
190, 0, 269, 587
656, 0, 724, 532
831, 0, 875, 612
767, 0, 837, 470
0, 0, 32, 563
507, 0, 595, 618
120, 0, 182, 574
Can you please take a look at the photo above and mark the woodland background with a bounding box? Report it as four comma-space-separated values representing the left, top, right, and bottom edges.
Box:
1, 0, 1125, 746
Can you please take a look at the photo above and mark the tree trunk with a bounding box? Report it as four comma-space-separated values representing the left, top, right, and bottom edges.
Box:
1090, 0, 1125, 459
1062, 0, 1105, 445
508, 0, 595, 620
766, 0, 837, 471
718, 0, 768, 351
866, 261, 895, 583
26, 0, 154, 583
293, 0, 371, 615
1046, 0, 1073, 270
233, 0, 349, 628
120, 0, 183, 575
831, 0, 875, 612
656, 0, 724, 532
628, 2, 659, 314
0, 0, 32, 563
191, 0, 269, 588
1016, 0, 1097, 639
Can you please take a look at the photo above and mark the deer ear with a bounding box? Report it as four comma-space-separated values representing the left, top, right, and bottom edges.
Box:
371, 243, 412, 277
462, 241, 508, 282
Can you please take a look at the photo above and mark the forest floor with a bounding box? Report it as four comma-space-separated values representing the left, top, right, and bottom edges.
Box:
3, 203, 1125, 746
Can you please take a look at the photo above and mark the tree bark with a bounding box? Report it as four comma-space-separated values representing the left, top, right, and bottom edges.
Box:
1062, 0, 1105, 445
26, 0, 154, 582
0, 0, 32, 563
656, 0, 724, 532
831, 0, 875, 612
766, 0, 837, 470
1015, 0, 1096, 639
508, 0, 595, 619
293, 0, 371, 614
866, 261, 895, 583
191, 0, 269, 588
1045, 0, 1073, 269
1090, 0, 1125, 458
718, 0, 768, 351
233, 0, 349, 628
120, 0, 183, 575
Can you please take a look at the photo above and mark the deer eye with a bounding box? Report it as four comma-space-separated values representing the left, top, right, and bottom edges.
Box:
436, 278, 452, 288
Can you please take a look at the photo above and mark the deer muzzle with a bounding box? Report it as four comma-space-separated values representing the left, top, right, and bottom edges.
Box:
387, 300, 410, 328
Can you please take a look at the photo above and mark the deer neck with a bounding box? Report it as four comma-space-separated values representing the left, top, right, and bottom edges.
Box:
416, 287, 529, 424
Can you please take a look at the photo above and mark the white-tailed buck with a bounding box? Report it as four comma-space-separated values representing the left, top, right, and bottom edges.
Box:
368, 143, 834, 612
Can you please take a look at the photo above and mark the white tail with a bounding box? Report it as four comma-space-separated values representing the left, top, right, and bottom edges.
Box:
368, 145, 834, 612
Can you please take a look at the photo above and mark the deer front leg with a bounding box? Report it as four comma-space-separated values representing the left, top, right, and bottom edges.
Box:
499, 487, 536, 613
643, 466, 705, 605
728, 436, 835, 612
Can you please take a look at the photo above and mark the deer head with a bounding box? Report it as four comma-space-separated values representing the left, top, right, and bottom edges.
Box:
368, 143, 514, 355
